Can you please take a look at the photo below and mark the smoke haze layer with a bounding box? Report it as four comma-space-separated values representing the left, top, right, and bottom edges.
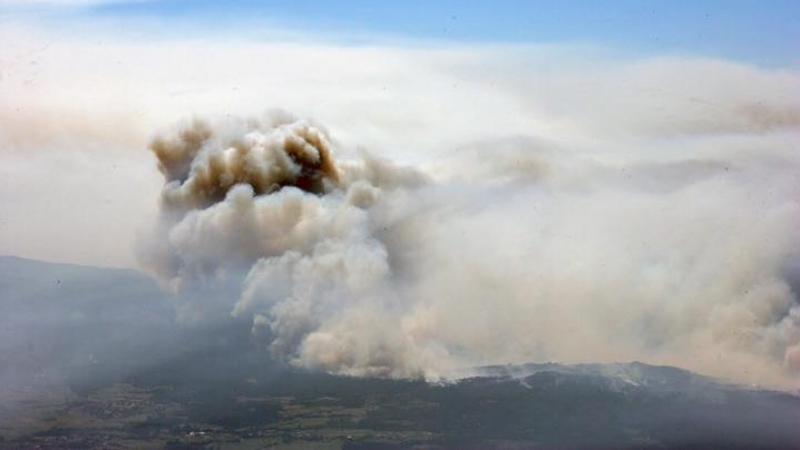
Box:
139, 109, 800, 388
2, 22, 798, 388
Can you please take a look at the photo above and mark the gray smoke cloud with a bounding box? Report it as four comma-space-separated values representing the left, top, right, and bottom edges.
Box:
139, 109, 800, 388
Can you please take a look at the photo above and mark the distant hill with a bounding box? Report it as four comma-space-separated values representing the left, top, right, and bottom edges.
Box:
0, 255, 170, 323
0, 255, 175, 390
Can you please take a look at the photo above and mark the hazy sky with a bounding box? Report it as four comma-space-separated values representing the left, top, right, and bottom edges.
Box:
2, 0, 800, 387
3, 0, 799, 66
0, 0, 798, 268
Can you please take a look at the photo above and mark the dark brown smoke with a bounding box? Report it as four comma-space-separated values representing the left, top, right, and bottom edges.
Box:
150, 118, 340, 211
281, 126, 340, 193
151, 119, 212, 183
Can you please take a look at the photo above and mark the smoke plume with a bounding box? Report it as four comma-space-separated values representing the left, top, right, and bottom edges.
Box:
139, 109, 800, 388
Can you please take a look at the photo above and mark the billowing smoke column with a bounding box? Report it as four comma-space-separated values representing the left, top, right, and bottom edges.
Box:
140, 111, 800, 387
140, 112, 432, 377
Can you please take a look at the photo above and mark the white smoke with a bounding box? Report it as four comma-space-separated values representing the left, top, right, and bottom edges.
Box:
139, 108, 800, 388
